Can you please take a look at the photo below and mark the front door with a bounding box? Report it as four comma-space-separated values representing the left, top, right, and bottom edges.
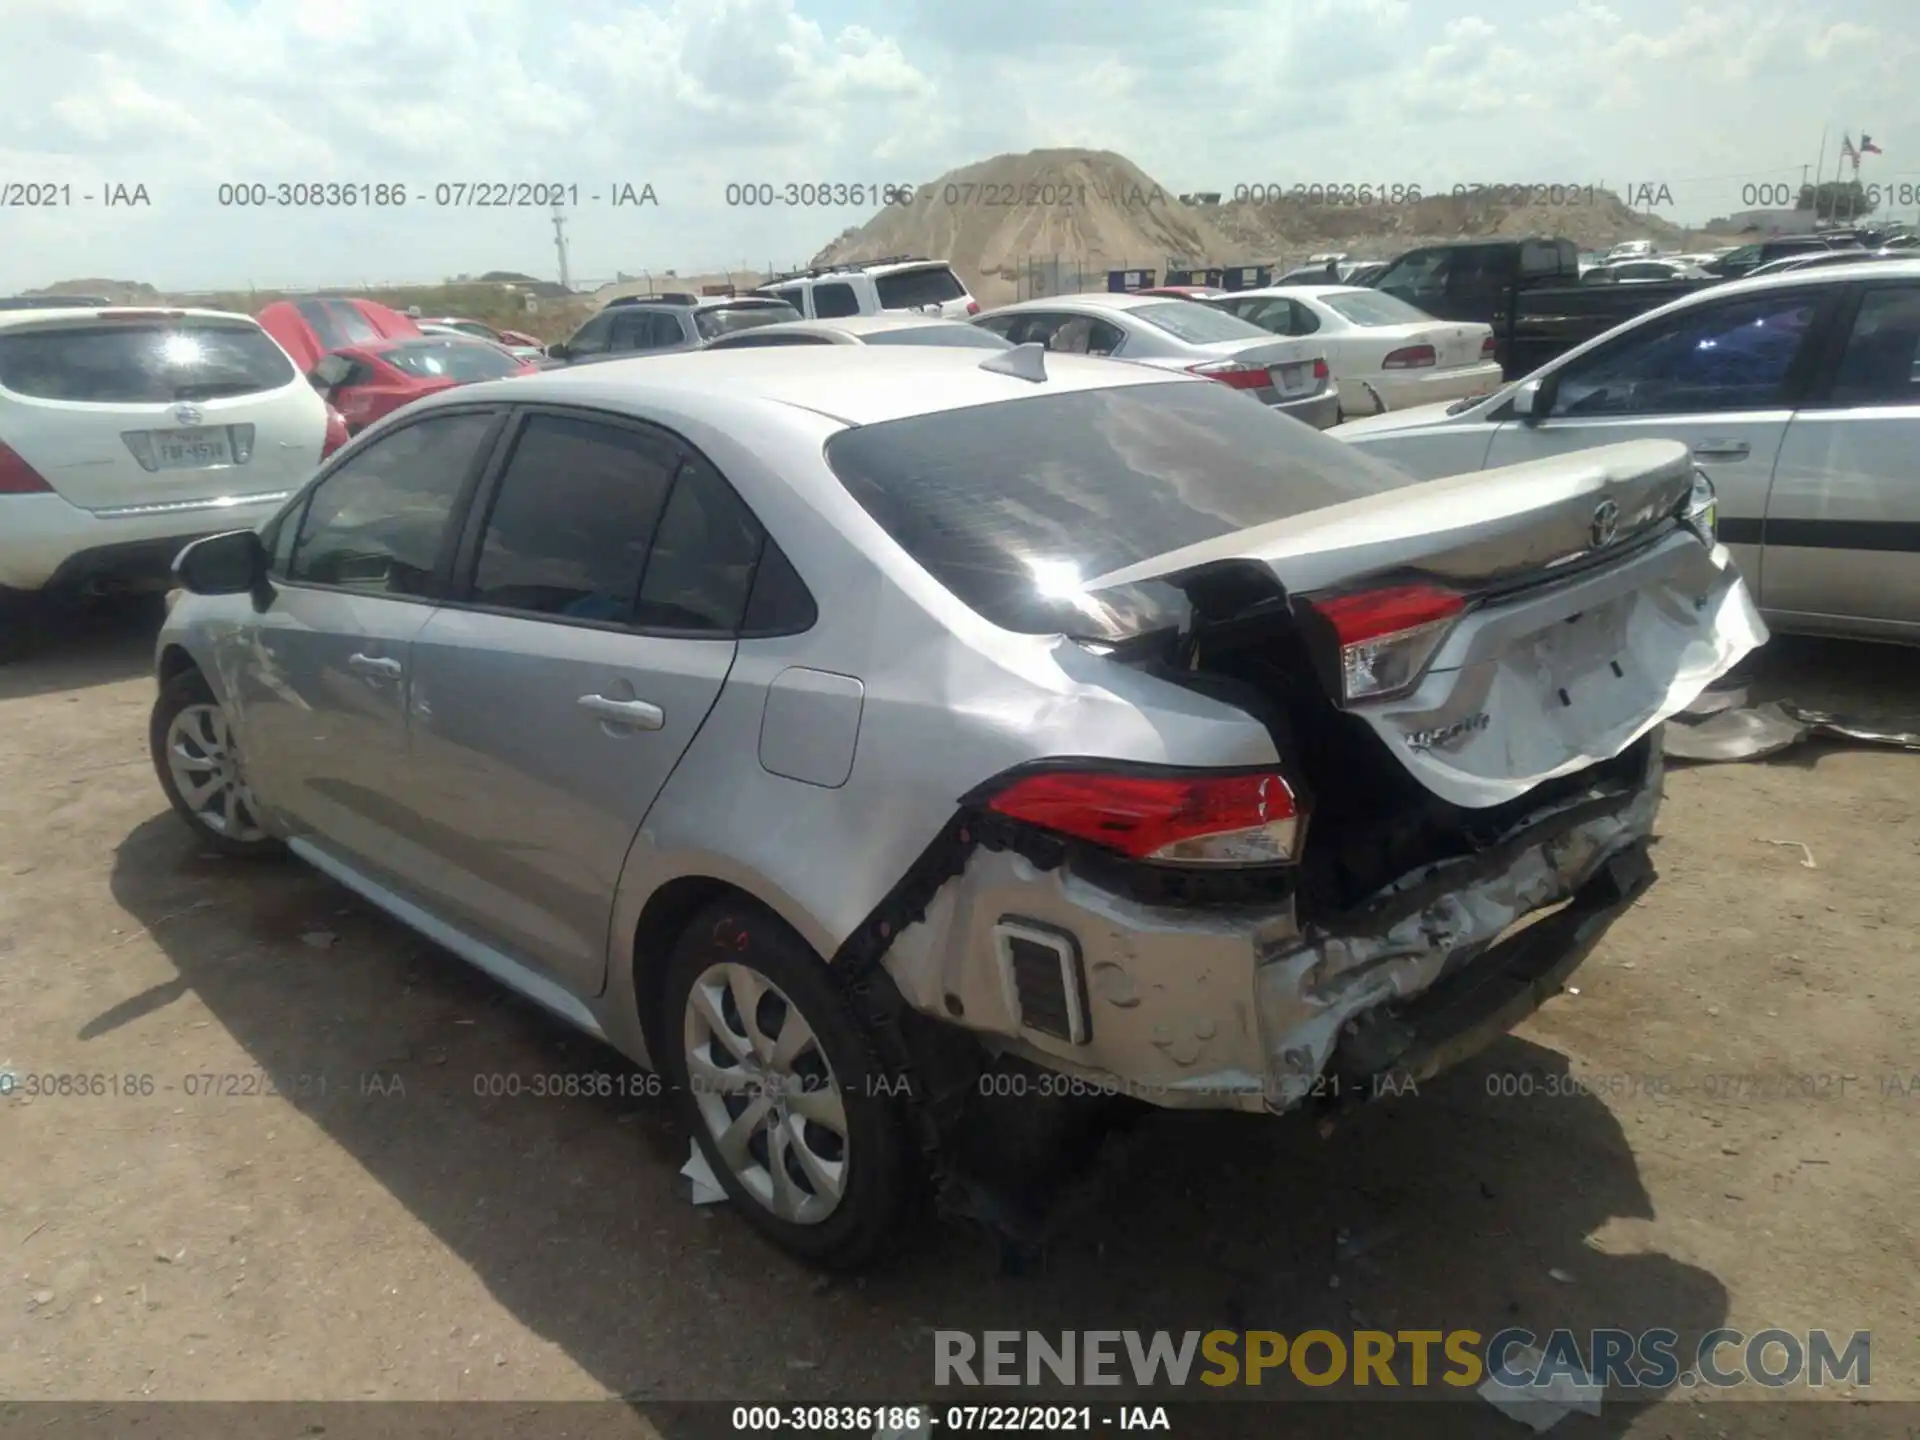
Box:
1764, 279, 1920, 633
1483, 285, 1836, 603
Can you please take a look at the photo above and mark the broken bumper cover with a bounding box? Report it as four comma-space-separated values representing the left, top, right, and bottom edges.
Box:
885, 739, 1663, 1115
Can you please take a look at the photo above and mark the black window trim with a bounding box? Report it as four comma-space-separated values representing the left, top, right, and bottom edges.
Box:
437, 403, 817, 640
1540, 283, 1842, 418
265, 404, 510, 607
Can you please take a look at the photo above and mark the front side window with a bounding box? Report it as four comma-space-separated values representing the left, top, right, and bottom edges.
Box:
379, 340, 524, 382
468, 414, 678, 621
1551, 293, 1822, 417
287, 411, 496, 596
567, 312, 616, 355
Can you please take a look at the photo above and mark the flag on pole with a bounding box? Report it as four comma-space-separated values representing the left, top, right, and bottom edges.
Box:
1860, 134, 1883, 155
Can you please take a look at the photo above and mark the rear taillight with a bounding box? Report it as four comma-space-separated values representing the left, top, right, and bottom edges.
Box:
966, 300, 981, 315
1312, 357, 1330, 380
986, 767, 1303, 865
1306, 582, 1466, 703
1188, 360, 1271, 391
321, 406, 349, 459
1480, 334, 1498, 359
0, 442, 53, 494
1381, 344, 1436, 369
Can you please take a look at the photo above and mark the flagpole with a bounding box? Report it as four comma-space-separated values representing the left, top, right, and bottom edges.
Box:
1812, 126, 1828, 225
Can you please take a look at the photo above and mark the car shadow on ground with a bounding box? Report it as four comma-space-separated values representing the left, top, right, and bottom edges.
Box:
0, 594, 162, 700
106, 807, 1732, 1439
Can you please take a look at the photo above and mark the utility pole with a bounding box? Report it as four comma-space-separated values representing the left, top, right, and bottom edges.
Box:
550, 202, 571, 292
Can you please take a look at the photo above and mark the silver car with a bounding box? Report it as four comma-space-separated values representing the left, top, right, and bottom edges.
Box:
1336, 259, 1920, 645
972, 292, 1342, 428
151, 346, 1757, 1268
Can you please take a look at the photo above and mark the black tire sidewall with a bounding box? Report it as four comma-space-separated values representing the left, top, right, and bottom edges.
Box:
149, 669, 279, 857
659, 900, 915, 1270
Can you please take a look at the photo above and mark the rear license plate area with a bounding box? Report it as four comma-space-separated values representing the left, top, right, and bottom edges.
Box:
153, 426, 232, 469
1531, 603, 1632, 713
1271, 362, 1312, 396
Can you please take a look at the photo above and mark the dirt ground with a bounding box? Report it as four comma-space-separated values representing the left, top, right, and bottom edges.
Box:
2, 601, 1917, 1437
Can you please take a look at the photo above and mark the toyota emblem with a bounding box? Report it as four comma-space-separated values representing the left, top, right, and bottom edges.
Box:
1590, 498, 1621, 548
171, 403, 203, 426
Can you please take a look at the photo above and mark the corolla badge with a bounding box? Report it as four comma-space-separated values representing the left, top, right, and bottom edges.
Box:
171, 403, 203, 426
1590, 498, 1621, 548
1406, 712, 1491, 752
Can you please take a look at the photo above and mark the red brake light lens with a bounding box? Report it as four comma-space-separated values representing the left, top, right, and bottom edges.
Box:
1307, 583, 1466, 702
987, 768, 1302, 865
0, 442, 53, 494
321, 406, 349, 459
966, 300, 980, 315
1312, 357, 1330, 380
1481, 334, 1498, 359
1188, 360, 1271, 391
1381, 344, 1436, 369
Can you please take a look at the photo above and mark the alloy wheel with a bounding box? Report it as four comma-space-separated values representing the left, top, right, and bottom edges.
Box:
165, 703, 267, 843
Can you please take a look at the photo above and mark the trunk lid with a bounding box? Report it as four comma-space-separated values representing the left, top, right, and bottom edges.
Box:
1413, 322, 1489, 370
1188, 337, 1321, 401
1085, 438, 1765, 807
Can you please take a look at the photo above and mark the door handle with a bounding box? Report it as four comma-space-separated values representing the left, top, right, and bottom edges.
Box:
577, 694, 664, 730
348, 653, 402, 679
1691, 440, 1750, 461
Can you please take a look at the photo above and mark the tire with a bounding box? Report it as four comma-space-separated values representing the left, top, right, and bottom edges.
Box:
659, 899, 918, 1270
149, 668, 281, 857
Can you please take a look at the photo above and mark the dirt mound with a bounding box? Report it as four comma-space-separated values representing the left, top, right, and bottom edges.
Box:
810, 149, 1233, 306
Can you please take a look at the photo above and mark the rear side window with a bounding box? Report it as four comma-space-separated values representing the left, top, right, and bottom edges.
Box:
822, 382, 1408, 637
469, 415, 677, 620
0, 322, 297, 402
875, 267, 966, 309
1830, 285, 1920, 406
694, 303, 801, 340
635, 454, 767, 632
810, 284, 861, 320
288, 411, 496, 596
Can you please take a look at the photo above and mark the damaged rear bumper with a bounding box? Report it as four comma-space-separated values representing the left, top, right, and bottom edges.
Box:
878, 736, 1663, 1116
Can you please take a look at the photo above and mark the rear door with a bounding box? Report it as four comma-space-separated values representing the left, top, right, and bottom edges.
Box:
1762, 279, 1920, 632
1482, 285, 1838, 601
237, 407, 505, 880
403, 410, 761, 994
0, 314, 324, 510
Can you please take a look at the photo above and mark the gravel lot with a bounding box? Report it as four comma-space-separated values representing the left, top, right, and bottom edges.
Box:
2, 601, 1916, 1438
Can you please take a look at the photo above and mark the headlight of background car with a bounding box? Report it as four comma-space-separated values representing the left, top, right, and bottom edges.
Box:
1683, 469, 1717, 545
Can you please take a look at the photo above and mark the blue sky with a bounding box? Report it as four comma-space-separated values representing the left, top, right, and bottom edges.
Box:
2, 0, 1915, 293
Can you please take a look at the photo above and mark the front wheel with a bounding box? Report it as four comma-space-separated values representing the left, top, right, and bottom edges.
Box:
149, 668, 280, 856
659, 900, 919, 1269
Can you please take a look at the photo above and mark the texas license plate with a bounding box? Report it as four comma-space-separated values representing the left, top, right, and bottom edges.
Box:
153, 426, 231, 469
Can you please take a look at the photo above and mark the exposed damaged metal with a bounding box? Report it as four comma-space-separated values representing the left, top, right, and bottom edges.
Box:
1667, 697, 1920, 763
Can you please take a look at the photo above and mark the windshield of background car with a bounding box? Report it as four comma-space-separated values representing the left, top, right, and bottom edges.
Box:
694, 302, 801, 339
862, 324, 1011, 348
380, 339, 523, 381
1320, 291, 1433, 326
1128, 301, 1273, 344
0, 320, 298, 402
822, 379, 1412, 638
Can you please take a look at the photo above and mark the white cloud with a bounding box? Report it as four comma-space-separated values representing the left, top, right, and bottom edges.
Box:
0, 0, 1916, 292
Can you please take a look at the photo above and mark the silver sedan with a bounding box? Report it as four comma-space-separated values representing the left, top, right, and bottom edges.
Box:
151, 345, 1755, 1267
973, 291, 1342, 427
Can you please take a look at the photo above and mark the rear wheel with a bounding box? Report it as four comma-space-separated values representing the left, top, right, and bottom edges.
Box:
659, 900, 917, 1269
149, 668, 280, 856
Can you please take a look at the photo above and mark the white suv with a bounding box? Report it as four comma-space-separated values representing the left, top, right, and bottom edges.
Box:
755, 256, 979, 321
0, 306, 338, 614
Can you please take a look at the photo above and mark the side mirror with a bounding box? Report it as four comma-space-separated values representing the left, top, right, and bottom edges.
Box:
174, 529, 267, 596
546, 341, 569, 361
1510, 377, 1547, 425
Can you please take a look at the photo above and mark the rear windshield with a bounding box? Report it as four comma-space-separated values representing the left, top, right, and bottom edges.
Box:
862, 324, 1010, 349
380, 339, 524, 380
0, 321, 297, 402
875, 267, 966, 309
1320, 291, 1432, 326
822, 380, 1410, 637
694, 302, 801, 339
1129, 301, 1273, 345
